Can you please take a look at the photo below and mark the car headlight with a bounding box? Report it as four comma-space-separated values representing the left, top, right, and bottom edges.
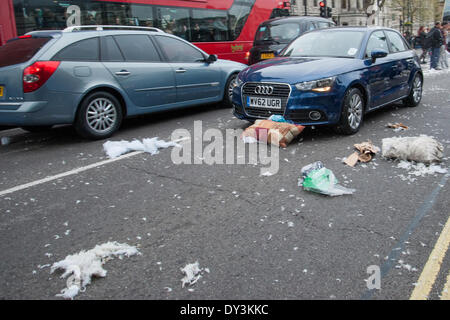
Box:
295, 76, 336, 92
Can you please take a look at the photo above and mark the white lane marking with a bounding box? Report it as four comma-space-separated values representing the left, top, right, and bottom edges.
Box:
0, 151, 143, 197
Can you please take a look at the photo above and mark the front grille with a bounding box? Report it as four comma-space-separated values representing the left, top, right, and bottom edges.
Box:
243, 83, 291, 97
245, 108, 284, 118
242, 82, 291, 118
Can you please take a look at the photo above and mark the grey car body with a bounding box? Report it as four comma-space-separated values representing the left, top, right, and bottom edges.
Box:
0, 26, 245, 139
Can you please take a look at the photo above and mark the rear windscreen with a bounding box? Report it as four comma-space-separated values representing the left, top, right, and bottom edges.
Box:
0, 38, 51, 68
255, 23, 301, 44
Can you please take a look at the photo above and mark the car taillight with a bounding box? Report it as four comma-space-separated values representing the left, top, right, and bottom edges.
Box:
23, 61, 60, 93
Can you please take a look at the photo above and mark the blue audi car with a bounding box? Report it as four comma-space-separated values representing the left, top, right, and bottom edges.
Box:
232, 27, 423, 134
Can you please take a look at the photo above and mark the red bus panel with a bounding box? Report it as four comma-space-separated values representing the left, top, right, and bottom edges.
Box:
7, 0, 290, 63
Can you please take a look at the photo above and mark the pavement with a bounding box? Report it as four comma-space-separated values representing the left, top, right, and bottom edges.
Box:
0, 67, 449, 300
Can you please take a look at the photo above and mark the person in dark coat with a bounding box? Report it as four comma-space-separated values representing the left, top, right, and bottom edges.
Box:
429, 22, 443, 70
417, 26, 427, 63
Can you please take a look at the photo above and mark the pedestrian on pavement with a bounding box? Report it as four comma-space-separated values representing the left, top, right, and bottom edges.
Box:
417, 26, 428, 64
439, 22, 448, 69
429, 22, 443, 70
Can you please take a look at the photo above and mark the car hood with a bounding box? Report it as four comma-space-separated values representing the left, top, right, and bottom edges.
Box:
240, 57, 364, 84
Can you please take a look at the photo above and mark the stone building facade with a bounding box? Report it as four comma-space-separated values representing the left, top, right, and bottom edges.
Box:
290, 0, 406, 29
290, 0, 443, 33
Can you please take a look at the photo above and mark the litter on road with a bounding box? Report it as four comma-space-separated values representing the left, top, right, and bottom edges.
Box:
103, 137, 182, 159
242, 119, 304, 148
386, 123, 409, 132
50, 241, 140, 299
299, 161, 355, 196
180, 261, 209, 288
397, 161, 447, 177
382, 135, 444, 164
344, 141, 380, 167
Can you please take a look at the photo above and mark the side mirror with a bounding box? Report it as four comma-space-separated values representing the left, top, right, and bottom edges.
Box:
370, 49, 388, 63
206, 54, 218, 63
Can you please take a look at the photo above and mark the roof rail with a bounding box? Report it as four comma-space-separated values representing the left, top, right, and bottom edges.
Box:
63, 25, 164, 33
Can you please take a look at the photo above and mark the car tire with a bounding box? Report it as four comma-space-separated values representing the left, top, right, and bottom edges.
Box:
334, 87, 364, 135
20, 125, 53, 133
222, 73, 238, 108
74, 91, 123, 140
403, 73, 422, 107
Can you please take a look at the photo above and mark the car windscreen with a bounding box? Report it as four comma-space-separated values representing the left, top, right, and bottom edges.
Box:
281, 30, 365, 58
254, 23, 301, 44
0, 37, 51, 68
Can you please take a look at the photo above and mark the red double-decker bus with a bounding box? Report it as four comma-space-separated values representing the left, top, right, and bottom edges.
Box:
0, 0, 291, 64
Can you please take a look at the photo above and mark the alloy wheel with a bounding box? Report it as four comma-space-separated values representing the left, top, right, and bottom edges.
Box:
412, 76, 422, 103
347, 93, 363, 130
86, 97, 118, 133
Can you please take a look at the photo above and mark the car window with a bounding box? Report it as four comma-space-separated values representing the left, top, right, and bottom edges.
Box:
365, 31, 389, 58
113, 35, 160, 62
307, 22, 316, 31
100, 36, 124, 62
0, 37, 51, 68
52, 37, 99, 61
316, 22, 331, 29
154, 36, 205, 62
385, 30, 408, 53
282, 30, 364, 58
255, 23, 301, 43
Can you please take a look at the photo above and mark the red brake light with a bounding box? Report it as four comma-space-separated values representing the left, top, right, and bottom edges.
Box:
23, 61, 60, 93
19, 35, 32, 39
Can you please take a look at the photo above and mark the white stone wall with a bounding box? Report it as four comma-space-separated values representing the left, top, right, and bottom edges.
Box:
291, 0, 440, 32
292, 0, 369, 26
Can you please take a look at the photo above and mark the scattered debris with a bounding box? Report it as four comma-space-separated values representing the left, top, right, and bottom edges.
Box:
50, 241, 140, 299
387, 123, 409, 131
242, 120, 304, 148
299, 161, 355, 196
344, 141, 380, 167
382, 135, 444, 164
268, 114, 294, 124
103, 137, 184, 159
397, 160, 447, 177
180, 261, 209, 288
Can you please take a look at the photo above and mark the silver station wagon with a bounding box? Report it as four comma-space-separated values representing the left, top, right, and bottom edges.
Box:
0, 26, 245, 139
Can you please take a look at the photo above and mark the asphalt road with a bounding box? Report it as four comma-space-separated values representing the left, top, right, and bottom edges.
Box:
0, 68, 449, 301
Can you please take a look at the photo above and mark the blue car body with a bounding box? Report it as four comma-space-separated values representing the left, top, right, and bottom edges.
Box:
232, 27, 423, 130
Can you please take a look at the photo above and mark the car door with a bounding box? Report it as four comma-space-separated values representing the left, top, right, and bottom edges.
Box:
101, 34, 176, 108
363, 30, 396, 108
153, 35, 222, 103
385, 30, 413, 99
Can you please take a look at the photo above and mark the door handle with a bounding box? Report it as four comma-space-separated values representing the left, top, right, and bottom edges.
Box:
176, 68, 187, 73
115, 70, 131, 76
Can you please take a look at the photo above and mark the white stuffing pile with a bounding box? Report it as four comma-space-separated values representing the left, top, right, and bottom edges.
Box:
397, 160, 447, 177
180, 261, 209, 288
50, 241, 140, 299
103, 137, 181, 159
382, 135, 444, 164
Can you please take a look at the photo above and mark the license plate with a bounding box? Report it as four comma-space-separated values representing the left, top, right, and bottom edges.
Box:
0, 86, 3, 97
247, 96, 281, 109
260, 52, 274, 60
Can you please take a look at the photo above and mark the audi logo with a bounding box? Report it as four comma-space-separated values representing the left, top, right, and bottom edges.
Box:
254, 85, 274, 95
